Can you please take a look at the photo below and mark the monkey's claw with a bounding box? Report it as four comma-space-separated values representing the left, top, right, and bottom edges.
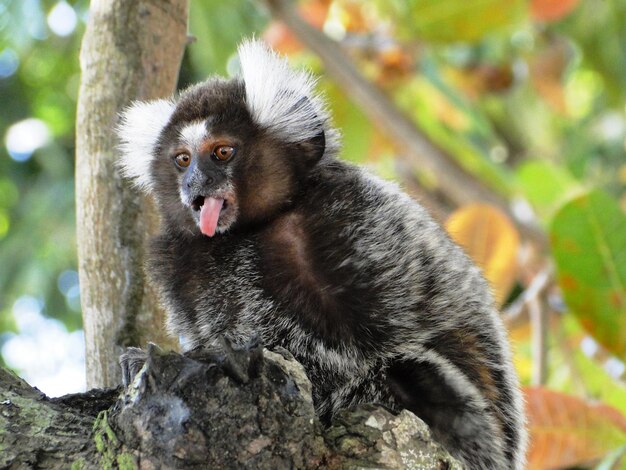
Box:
184, 335, 263, 384
119, 345, 153, 388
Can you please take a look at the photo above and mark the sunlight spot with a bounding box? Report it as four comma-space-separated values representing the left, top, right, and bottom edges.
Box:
1, 296, 86, 397
510, 197, 535, 224
580, 336, 599, 357
565, 69, 602, 119
0, 48, 19, 78
489, 145, 508, 163
12, 296, 44, 333
23, 0, 47, 40
47, 1, 77, 37
604, 357, 625, 379
66, 284, 81, 312
593, 112, 626, 142
323, 18, 346, 41
57, 269, 79, 296
5, 118, 50, 162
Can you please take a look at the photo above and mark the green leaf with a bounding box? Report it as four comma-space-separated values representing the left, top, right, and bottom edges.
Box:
376, 0, 527, 43
187, 0, 268, 79
551, 190, 626, 359
516, 160, 580, 221
595, 444, 626, 470
558, 0, 626, 106
322, 81, 374, 164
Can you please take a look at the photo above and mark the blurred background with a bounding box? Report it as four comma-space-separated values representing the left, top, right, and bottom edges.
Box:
0, 0, 625, 467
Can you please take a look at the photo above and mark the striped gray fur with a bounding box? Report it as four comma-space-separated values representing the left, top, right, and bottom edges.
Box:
117, 39, 527, 469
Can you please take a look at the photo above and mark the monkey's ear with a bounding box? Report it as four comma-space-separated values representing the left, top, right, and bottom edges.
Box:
238, 39, 328, 150
295, 129, 325, 169
116, 99, 176, 191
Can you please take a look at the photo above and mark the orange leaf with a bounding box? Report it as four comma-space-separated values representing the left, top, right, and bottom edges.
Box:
264, 22, 303, 55
300, 0, 332, 28
525, 387, 626, 470
333, 0, 372, 33
451, 63, 515, 99
531, 0, 580, 22
529, 39, 571, 114
374, 45, 415, 84
264, 0, 331, 55
445, 204, 520, 306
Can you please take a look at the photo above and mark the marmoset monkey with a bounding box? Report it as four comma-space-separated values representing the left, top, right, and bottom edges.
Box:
117, 40, 527, 469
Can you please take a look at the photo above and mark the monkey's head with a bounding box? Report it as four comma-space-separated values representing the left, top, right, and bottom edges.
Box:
117, 40, 337, 236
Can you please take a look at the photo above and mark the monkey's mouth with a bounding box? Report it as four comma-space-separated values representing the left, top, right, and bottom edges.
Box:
191, 194, 236, 237
191, 196, 230, 212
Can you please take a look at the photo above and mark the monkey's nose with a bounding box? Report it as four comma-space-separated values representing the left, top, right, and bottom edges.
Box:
187, 175, 214, 189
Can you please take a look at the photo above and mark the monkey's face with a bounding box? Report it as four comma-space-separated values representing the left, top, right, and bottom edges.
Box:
118, 40, 330, 237
152, 81, 252, 237
174, 133, 239, 237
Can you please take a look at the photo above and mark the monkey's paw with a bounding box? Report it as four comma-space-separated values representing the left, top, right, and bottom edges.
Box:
184, 335, 264, 384
118, 337, 264, 389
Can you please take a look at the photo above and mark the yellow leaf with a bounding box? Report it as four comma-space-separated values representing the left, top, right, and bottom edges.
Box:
509, 323, 532, 382
446, 204, 520, 305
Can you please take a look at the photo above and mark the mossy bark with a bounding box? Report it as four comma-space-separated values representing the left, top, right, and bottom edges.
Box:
0, 367, 114, 468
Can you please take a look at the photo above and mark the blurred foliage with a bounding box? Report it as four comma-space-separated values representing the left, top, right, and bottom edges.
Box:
0, 0, 89, 346
1, 0, 626, 467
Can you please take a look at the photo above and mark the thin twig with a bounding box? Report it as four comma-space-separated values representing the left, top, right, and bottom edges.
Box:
529, 295, 548, 385
503, 266, 552, 329
554, 314, 587, 396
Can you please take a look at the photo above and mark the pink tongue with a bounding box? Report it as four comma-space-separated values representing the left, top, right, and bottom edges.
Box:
199, 197, 224, 237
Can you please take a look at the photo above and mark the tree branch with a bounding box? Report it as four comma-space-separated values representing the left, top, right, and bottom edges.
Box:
1, 347, 462, 469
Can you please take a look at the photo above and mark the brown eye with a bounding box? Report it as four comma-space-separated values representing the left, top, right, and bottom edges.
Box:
213, 145, 236, 161
175, 153, 191, 168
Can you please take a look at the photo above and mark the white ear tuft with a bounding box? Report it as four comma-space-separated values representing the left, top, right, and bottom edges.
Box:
237, 39, 327, 143
117, 99, 176, 191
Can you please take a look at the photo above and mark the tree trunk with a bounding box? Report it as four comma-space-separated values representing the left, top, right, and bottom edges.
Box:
75, 0, 188, 388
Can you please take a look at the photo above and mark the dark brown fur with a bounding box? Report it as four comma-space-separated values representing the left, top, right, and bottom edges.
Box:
118, 45, 527, 468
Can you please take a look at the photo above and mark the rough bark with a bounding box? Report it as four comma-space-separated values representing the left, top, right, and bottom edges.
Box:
0, 367, 116, 468
0, 346, 462, 469
75, 0, 188, 388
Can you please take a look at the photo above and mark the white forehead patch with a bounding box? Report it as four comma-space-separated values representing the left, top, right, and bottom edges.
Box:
237, 39, 328, 144
117, 99, 175, 191
179, 121, 208, 151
